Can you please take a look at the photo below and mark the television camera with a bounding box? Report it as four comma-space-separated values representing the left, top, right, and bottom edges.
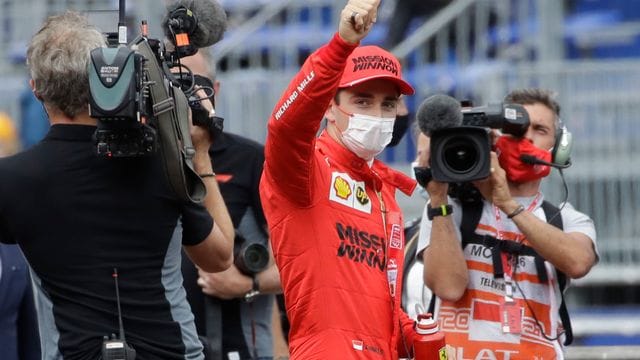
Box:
88, 0, 226, 203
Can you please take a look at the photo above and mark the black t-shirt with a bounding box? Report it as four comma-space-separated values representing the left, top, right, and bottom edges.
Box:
209, 133, 266, 231
0, 125, 213, 359
181, 132, 268, 357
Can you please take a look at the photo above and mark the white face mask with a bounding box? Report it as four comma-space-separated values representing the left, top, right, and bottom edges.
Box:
340, 113, 395, 161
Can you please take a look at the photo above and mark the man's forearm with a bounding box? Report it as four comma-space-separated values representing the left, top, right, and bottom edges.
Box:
194, 152, 234, 242
424, 215, 469, 302
510, 210, 596, 278
186, 151, 234, 272
256, 263, 282, 294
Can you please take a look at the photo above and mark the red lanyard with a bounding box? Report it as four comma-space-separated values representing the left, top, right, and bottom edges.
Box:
493, 193, 541, 281
376, 191, 403, 306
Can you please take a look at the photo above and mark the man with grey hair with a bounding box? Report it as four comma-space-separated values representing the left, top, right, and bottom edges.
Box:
0, 11, 234, 359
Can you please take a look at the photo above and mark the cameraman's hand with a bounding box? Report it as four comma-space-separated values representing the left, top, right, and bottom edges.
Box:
338, 0, 380, 44
472, 152, 514, 210
417, 132, 450, 204
190, 86, 216, 153
190, 119, 212, 155
426, 180, 449, 206
197, 266, 252, 300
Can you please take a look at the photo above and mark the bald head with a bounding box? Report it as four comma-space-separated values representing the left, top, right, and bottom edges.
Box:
180, 50, 215, 80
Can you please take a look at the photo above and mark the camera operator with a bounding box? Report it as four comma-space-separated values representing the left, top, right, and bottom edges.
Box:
417, 88, 598, 359
0, 12, 234, 359
176, 50, 283, 360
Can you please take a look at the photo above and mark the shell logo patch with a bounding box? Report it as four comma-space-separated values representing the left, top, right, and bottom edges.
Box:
333, 176, 352, 200
329, 172, 372, 214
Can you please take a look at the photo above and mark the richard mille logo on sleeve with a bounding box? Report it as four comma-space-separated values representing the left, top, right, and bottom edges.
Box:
329, 172, 372, 214
389, 224, 403, 250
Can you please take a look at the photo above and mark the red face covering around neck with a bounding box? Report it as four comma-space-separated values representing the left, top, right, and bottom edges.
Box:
495, 136, 552, 183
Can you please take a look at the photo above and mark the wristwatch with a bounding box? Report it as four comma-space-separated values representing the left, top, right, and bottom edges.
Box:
427, 204, 453, 220
244, 276, 261, 303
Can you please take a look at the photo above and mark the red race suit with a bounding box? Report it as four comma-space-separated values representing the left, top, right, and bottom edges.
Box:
260, 34, 418, 360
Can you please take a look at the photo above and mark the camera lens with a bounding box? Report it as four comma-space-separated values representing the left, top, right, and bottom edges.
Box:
242, 243, 269, 273
245, 244, 266, 266
430, 126, 491, 183
235, 242, 269, 275
442, 137, 479, 174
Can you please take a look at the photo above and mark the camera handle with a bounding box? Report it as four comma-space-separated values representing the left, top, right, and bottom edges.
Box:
117, 0, 127, 44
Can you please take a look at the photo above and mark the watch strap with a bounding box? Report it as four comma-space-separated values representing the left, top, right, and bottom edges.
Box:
244, 275, 261, 303
251, 275, 260, 292
427, 204, 453, 220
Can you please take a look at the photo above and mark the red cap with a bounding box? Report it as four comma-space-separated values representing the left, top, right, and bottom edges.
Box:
339, 45, 415, 95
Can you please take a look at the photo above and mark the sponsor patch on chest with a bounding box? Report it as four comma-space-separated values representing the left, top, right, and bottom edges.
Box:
329, 172, 372, 214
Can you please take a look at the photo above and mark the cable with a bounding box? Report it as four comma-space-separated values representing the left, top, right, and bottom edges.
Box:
174, 64, 196, 94
546, 169, 569, 224
507, 164, 569, 343
166, 26, 194, 94
188, 85, 215, 102
512, 257, 565, 343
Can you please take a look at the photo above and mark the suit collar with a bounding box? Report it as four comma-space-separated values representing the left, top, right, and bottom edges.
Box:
316, 131, 416, 195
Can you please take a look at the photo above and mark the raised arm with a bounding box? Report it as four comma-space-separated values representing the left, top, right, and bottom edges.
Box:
183, 92, 235, 273
488, 157, 597, 278
262, 0, 380, 206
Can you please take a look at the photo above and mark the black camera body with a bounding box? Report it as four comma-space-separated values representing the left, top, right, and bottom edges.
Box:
87, 4, 218, 159
430, 103, 530, 183
234, 233, 269, 276
88, 46, 157, 158
88, 47, 146, 122
86, 0, 227, 204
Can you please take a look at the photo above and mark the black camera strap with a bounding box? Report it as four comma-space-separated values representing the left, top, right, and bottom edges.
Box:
136, 38, 206, 203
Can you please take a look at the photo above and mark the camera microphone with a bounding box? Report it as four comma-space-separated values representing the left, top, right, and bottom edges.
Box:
416, 94, 463, 136
162, 0, 227, 52
520, 154, 571, 169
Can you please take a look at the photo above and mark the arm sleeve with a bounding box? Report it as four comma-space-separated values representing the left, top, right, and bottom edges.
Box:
180, 202, 214, 246
397, 310, 417, 358
560, 203, 599, 262
262, 33, 357, 207
251, 144, 268, 233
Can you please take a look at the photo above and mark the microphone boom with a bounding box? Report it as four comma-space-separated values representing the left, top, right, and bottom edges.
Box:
520, 154, 571, 169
